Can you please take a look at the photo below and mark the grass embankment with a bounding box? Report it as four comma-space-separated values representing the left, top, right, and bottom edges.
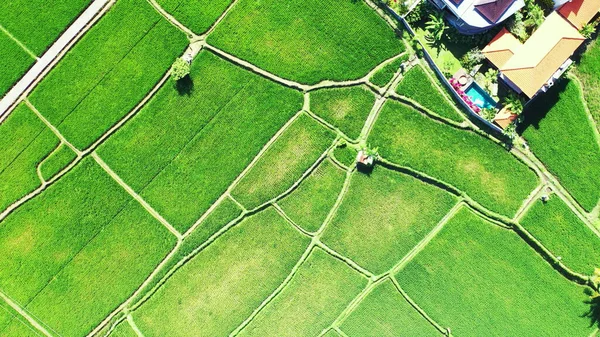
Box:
134, 208, 310, 337
208, 0, 405, 84
232, 114, 335, 210
575, 38, 600, 131
370, 101, 538, 216
0, 158, 176, 336
279, 159, 346, 233
396, 64, 463, 122
0, 104, 60, 212
321, 166, 457, 275
99, 51, 303, 231
310, 85, 375, 139
521, 198, 600, 275
29, 0, 188, 149
156, 0, 233, 34
39, 144, 77, 181
521, 79, 600, 211
239, 248, 367, 336
341, 280, 440, 336
396, 207, 593, 336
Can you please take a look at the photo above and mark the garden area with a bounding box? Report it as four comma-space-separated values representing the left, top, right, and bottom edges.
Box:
0, 0, 599, 336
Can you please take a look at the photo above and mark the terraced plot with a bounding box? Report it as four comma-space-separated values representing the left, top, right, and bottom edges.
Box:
396, 208, 592, 336
208, 0, 405, 84
522, 79, 600, 212
370, 100, 538, 216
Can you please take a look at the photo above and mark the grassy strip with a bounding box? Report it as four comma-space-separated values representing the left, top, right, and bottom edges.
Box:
0, 158, 132, 304
279, 159, 346, 233
133, 208, 310, 337
521, 198, 600, 275
110, 321, 137, 337
521, 79, 600, 211
369, 101, 538, 216
208, 0, 405, 84
341, 280, 440, 336
0, 32, 35, 97
370, 54, 408, 88
99, 51, 303, 231
30, 0, 188, 149
156, 0, 233, 34
321, 166, 457, 275
575, 38, 600, 131
39, 144, 77, 181
396, 65, 462, 122
310, 85, 376, 139
396, 207, 593, 336
239, 248, 367, 336
232, 114, 335, 210
0, 0, 90, 55
25, 200, 176, 337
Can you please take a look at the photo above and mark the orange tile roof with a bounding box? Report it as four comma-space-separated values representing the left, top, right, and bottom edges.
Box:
483, 12, 585, 98
559, 0, 600, 29
482, 28, 522, 68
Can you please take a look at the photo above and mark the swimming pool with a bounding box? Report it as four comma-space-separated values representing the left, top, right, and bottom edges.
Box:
465, 82, 496, 109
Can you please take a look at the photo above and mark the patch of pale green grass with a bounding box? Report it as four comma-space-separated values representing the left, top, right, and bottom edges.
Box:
395, 207, 593, 336
321, 166, 457, 275
239, 248, 367, 337
134, 207, 310, 337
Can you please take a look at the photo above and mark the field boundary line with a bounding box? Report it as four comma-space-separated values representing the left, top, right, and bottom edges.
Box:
35, 142, 64, 184
91, 152, 183, 240
273, 203, 313, 238
390, 93, 469, 129
0, 24, 38, 60
326, 279, 380, 333
390, 201, 463, 275
26, 100, 82, 156
229, 243, 316, 336
0, 304, 44, 337
88, 240, 182, 336
145, 0, 196, 39
200, 0, 239, 39
227, 194, 247, 212
390, 276, 449, 335
513, 184, 546, 222
315, 241, 374, 279
334, 327, 350, 337
315, 167, 354, 237
126, 314, 145, 337
571, 74, 600, 149
183, 109, 303, 237
0, 289, 55, 337
0, 0, 115, 124
304, 109, 357, 143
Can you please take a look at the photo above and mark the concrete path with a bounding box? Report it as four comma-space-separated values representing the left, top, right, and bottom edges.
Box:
0, 0, 112, 123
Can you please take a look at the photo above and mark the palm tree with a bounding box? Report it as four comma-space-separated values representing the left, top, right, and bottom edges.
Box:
524, 5, 544, 30
425, 13, 448, 43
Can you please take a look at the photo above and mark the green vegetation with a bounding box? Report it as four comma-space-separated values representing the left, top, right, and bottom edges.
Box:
396, 65, 463, 122
321, 167, 457, 274
39, 143, 77, 181
110, 321, 138, 337
370, 101, 538, 216
0, 318, 38, 337
0, 104, 59, 212
575, 38, 600, 129
310, 85, 375, 139
0, 158, 131, 304
232, 114, 335, 210
98, 51, 303, 231
279, 159, 346, 233
341, 280, 440, 336
239, 248, 367, 336
333, 144, 357, 167
396, 208, 592, 336
208, 0, 405, 84
323, 330, 341, 337
0, 0, 90, 55
26, 201, 176, 337
134, 208, 310, 337
521, 198, 600, 275
370, 55, 408, 87
0, 32, 35, 97
29, 0, 188, 149
156, 0, 233, 34
522, 80, 600, 211
170, 57, 190, 81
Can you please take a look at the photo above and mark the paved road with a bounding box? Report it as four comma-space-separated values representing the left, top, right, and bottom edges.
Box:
0, 0, 111, 123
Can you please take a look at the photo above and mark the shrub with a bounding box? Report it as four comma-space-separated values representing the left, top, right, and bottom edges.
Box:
481, 107, 496, 122
580, 22, 598, 39
504, 93, 524, 115
171, 57, 191, 81
460, 48, 484, 71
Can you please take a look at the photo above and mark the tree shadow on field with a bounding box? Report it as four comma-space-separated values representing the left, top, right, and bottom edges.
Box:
583, 288, 600, 328
175, 75, 194, 96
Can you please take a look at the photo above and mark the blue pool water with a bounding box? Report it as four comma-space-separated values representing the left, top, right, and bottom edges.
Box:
465, 82, 496, 109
